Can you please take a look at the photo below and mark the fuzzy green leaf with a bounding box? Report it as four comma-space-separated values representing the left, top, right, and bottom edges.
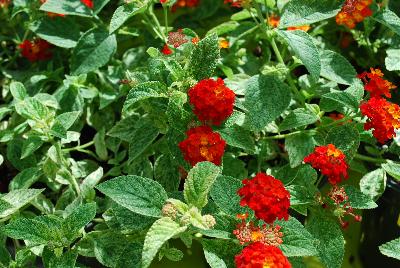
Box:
244, 75, 291, 131
360, 168, 387, 201
279, 108, 319, 131
320, 50, 357, 85
285, 133, 316, 168
210, 175, 246, 215
109, 1, 148, 33
96, 175, 168, 217
39, 0, 92, 17
189, 33, 220, 80
71, 28, 117, 75
279, 0, 343, 28
0, 189, 44, 218
141, 217, 187, 268
373, 9, 400, 37
382, 160, 400, 181
344, 185, 378, 209
184, 162, 221, 209
325, 124, 360, 160
278, 30, 321, 80
379, 238, 400, 260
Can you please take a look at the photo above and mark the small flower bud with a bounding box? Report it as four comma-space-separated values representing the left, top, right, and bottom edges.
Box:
162, 203, 178, 219
202, 214, 216, 228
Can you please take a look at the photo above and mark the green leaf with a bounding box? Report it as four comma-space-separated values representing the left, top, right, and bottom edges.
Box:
0, 188, 44, 218
202, 239, 241, 268
21, 136, 44, 159
108, 114, 140, 142
207, 21, 240, 36
244, 75, 291, 131
285, 133, 316, 168
278, 30, 321, 80
141, 217, 187, 268
218, 125, 255, 152
306, 214, 344, 268
385, 49, 400, 71
287, 184, 317, 215
122, 81, 167, 113
39, 0, 92, 17
62, 203, 96, 242
42, 247, 78, 268
10, 81, 27, 100
71, 28, 117, 75
210, 175, 246, 215
183, 162, 221, 209
128, 117, 159, 161
360, 168, 387, 201
15, 97, 50, 121
50, 111, 81, 139
344, 185, 378, 209
279, 0, 343, 28
373, 9, 400, 37
189, 33, 220, 80
324, 124, 360, 160
154, 154, 180, 192
274, 164, 317, 185
279, 108, 319, 131
382, 160, 400, 181
80, 167, 104, 197
96, 175, 168, 217
4, 215, 62, 245
320, 91, 360, 113
278, 217, 318, 257
379, 237, 400, 260
320, 50, 357, 85
109, 1, 148, 33
9, 167, 41, 190
94, 128, 108, 160
30, 17, 80, 48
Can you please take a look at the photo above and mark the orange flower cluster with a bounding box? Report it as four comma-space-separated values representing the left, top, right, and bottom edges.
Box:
358, 68, 396, 98
224, 0, 252, 8
268, 15, 310, 31
359, 68, 400, 144
235, 242, 291, 268
336, 0, 373, 29
360, 97, 400, 144
304, 144, 348, 185
19, 39, 52, 62
178, 126, 226, 166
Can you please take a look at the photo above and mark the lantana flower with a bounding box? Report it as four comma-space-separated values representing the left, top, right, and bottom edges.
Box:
171, 0, 200, 11
360, 97, 400, 144
268, 14, 310, 31
233, 220, 283, 246
238, 173, 290, 224
336, 0, 373, 29
19, 39, 52, 62
188, 78, 235, 125
235, 242, 291, 268
304, 144, 348, 185
179, 126, 226, 166
358, 68, 397, 98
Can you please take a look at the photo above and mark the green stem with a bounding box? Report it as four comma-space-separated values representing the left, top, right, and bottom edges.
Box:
270, 38, 306, 105
315, 174, 324, 188
163, 5, 169, 38
354, 154, 386, 164
264, 131, 303, 140
63, 141, 95, 153
149, 7, 167, 41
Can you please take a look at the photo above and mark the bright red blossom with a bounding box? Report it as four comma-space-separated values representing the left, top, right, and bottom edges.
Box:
336, 0, 373, 29
360, 97, 400, 144
81, 0, 93, 9
188, 78, 235, 125
235, 242, 291, 268
238, 173, 290, 224
161, 44, 173, 55
304, 144, 348, 185
172, 0, 199, 11
224, 0, 252, 8
358, 68, 397, 98
178, 126, 226, 166
19, 39, 52, 62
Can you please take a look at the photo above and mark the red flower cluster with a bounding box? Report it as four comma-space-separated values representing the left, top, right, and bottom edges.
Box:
358, 68, 396, 98
238, 173, 290, 224
19, 39, 52, 62
167, 29, 188, 48
233, 221, 283, 246
188, 78, 235, 125
178, 126, 226, 166
0, 0, 11, 7
171, 0, 200, 11
161, 44, 173, 55
81, 0, 93, 9
336, 0, 373, 29
304, 144, 348, 185
360, 97, 400, 144
235, 242, 291, 268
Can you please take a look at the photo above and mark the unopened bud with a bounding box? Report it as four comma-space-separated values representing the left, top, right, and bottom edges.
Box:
202, 214, 216, 228
162, 203, 178, 219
